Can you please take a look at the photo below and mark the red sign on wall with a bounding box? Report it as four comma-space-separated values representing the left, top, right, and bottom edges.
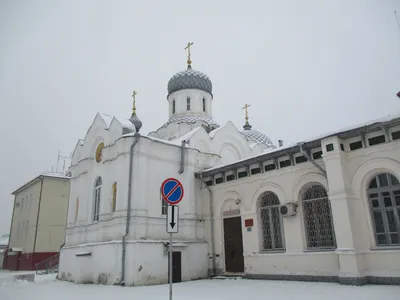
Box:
245, 218, 254, 227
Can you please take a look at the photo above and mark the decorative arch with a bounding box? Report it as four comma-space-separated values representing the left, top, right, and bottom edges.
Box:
93, 177, 102, 222
219, 142, 241, 165
366, 172, 400, 246
220, 191, 243, 217
257, 191, 285, 251
299, 182, 336, 250
292, 172, 328, 204
252, 183, 287, 213
351, 158, 400, 247
351, 158, 400, 199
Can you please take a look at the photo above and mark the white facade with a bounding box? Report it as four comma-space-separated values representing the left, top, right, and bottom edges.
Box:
199, 116, 400, 285
59, 62, 400, 286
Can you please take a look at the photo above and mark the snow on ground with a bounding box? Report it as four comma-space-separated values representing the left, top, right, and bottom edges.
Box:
1, 273, 400, 300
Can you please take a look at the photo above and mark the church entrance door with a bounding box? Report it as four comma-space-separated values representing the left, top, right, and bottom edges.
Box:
223, 216, 244, 273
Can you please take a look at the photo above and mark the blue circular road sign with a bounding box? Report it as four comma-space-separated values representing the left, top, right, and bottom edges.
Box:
161, 178, 184, 205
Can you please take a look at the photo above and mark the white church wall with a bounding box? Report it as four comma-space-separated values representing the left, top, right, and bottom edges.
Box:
167, 88, 212, 118
59, 240, 209, 286
200, 128, 400, 282
345, 138, 400, 278
201, 162, 341, 276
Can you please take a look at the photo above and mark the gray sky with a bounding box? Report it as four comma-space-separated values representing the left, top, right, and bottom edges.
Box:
0, 0, 399, 233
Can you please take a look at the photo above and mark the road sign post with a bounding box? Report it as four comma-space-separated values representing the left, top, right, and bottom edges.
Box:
161, 178, 184, 300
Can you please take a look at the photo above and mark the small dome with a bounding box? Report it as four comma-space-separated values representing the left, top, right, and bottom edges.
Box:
242, 128, 274, 146
168, 66, 212, 96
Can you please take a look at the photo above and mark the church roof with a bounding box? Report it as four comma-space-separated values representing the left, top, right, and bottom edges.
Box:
167, 66, 213, 96
196, 112, 400, 177
11, 172, 70, 195
242, 129, 274, 146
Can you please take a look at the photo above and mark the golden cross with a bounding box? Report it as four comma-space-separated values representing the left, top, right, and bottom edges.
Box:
184, 42, 194, 65
131, 90, 137, 115
242, 104, 251, 122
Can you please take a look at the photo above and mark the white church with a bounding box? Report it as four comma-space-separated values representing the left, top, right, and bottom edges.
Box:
58, 46, 400, 286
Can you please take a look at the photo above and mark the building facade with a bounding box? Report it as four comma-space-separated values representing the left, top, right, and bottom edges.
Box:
58, 51, 400, 286
197, 116, 400, 285
5, 173, 70, 270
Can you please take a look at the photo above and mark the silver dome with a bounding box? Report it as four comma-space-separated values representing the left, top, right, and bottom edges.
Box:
168, 66, 213, 96
242, 129, 274, 146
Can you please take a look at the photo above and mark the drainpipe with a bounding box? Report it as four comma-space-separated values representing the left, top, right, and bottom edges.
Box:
298, 142, 327, 177
121, 133, 140, 286
178, 140, 188, 174
32, 178, 44, 270
200, 173, 216, 277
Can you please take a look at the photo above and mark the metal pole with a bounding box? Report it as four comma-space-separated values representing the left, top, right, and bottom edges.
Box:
169, 232, 173, 300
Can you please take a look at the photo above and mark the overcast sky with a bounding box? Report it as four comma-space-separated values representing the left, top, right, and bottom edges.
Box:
0, 0, 399, 233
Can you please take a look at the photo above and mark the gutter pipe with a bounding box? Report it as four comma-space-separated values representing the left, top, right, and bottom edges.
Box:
178, 140, 188, 174
121, 133, 140, 286
298, 142, 327, 177
200, 173, 216, 277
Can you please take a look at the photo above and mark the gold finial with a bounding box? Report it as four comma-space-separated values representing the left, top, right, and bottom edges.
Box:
184, 42, 194, 66
131, 90, 137, 115
242, 103, 251, 124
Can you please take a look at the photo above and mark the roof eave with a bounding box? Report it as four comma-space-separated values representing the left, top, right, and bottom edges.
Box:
195, 116, 400, 179
11, 174, 70, 196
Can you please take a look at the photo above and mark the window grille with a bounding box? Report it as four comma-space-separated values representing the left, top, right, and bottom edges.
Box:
302, 184, 336, 250
93, 177, 102, 222
368, 173, 400, 246
259, 192, 285, 251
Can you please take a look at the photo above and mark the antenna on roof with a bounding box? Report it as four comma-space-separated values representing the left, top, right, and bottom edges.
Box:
55, 151, 72, 174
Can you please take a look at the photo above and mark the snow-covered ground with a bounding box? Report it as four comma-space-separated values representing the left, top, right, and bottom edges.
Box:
1, 273, 399, 300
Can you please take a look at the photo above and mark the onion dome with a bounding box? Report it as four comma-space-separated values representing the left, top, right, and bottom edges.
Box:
241, 104, 274, 146
167, 65, 213, 96
129, 90, 142, 133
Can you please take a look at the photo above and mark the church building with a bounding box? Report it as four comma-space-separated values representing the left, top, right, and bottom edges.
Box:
58, 45, 400, 286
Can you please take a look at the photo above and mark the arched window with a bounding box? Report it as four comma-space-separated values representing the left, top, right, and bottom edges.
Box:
202, 97, 206, 112
368, 173, 400, 246
93, 177, 102, 222
259, 192, 285, 251
75, 197, 79, 223
172, 100, 176, 114
186, 97, 190, 111
112, 182, 117, 212
302, 184, 336, 250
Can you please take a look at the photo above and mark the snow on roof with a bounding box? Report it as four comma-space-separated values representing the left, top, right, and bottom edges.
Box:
171, 127, 202, 144
209, 126, 222, 138
98, 113, 135, 130
98, 113, 113, 128
11, 172, 70, 195
199, 112, 400, 175
302, 112, 400, 144
123, 127, 203, 148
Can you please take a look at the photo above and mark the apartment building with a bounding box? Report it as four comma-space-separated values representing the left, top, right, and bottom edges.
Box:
4, 172, 70, 270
